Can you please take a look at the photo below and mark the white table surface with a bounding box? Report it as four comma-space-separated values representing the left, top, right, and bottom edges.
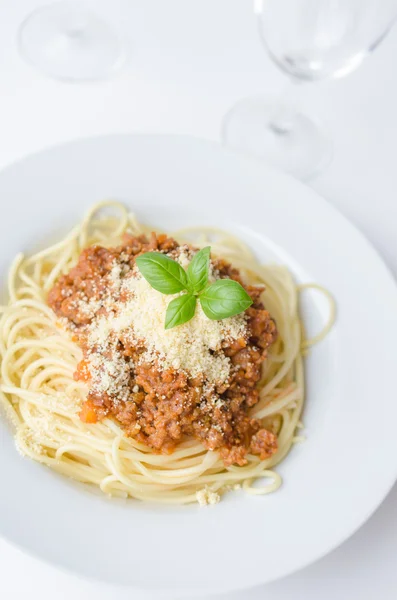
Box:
1, 0, 397, 598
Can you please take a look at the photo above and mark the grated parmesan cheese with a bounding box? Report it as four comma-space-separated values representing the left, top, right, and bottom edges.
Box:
86, 251, 247, 385
87, 348, 131, 401
17, 427, 45, 456
196, 487, 220, 506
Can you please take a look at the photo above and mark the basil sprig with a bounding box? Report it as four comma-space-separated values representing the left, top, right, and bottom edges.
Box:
165, 294, 197, 330
200, 279, 253, 320
136, 247, 253, 329
135, 252, 188, 294
186, 246, 211, 293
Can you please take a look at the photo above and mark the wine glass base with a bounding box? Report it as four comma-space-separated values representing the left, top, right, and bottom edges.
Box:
222, 97, 333, 181
18, 2, 125, 82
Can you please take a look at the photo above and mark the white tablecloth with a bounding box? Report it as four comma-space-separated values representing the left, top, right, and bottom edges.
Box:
1, 1, 396, 598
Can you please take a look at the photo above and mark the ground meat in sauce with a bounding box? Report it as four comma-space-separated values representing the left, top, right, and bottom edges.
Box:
48, 233, 278, 466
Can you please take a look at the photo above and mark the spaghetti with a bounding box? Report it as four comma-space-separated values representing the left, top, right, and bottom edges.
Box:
0, 201, 334, 504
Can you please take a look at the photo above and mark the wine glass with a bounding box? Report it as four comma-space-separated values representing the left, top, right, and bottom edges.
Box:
18, 1, 125, 82
222, 0, 397, 180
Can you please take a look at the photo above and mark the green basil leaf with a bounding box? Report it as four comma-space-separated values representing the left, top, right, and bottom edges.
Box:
200, 279, 252, 320
186, 246, 211, 294
136, 252, 188, 294
165, 294, 197, 329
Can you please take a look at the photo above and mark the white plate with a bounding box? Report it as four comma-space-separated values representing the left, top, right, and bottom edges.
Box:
0, 135, 397, 596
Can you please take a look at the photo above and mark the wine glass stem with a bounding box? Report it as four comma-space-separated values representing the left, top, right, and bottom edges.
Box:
62, 12, 88, 38
268, 80, 304, 135
65, 24, 86, 38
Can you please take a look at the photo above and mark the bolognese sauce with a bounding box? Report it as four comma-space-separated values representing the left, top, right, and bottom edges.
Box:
48, 233, 278, 466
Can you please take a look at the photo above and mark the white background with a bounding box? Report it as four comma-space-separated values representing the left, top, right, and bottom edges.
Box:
1, 0, 397, 598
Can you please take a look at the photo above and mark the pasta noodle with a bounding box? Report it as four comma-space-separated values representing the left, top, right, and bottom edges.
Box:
0, 201, 334, 504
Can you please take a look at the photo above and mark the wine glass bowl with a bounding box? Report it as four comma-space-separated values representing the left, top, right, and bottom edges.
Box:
18, 1, 125, 82
256, 0, 397, 81
222, 0, 397, 180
